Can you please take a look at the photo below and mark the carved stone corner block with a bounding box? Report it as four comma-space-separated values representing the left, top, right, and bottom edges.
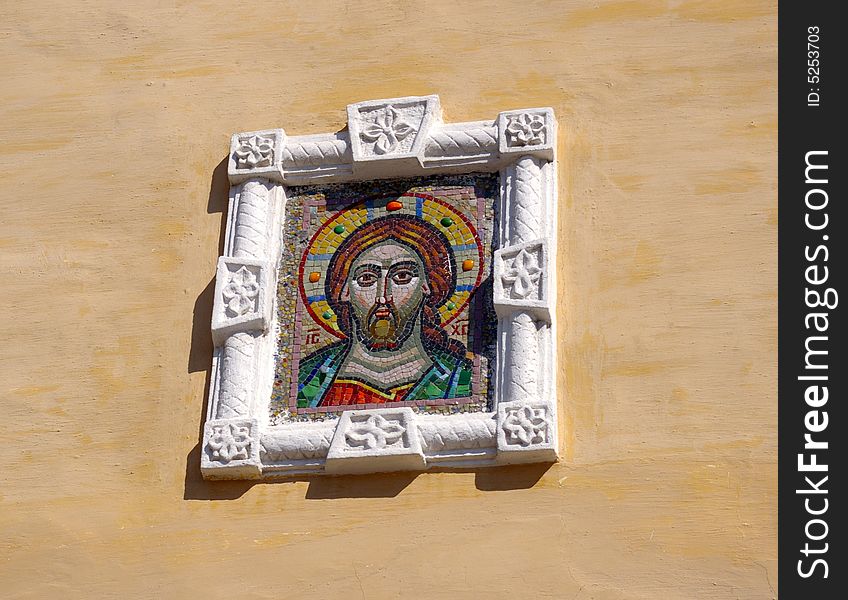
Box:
228, 129, 286, 184
347, 95, 441, 168
211, 257, 272, 346
493, 239, 550, 322
325, 408, 425, 474
497, 108, 556, 160
201, 418, 262, 479
496, 401, 557, 464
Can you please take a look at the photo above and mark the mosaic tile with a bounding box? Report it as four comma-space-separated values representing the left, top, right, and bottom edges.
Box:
269, 174, 499, 424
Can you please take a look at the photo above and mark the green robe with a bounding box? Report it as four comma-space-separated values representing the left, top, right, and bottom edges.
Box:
297, 341, 473, 408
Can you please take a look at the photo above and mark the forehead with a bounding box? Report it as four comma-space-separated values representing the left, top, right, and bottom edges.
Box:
352, 241, 421, 265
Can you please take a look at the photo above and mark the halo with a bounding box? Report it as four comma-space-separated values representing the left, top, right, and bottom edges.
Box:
299, 192, 484, 338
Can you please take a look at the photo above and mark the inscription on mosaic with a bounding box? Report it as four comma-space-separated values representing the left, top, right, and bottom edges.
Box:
270, 174, 499, 423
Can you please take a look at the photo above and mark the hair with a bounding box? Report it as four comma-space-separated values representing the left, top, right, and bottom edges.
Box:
325, 214, 465, 357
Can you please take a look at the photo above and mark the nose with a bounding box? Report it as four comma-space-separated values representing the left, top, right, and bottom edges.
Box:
377, 272, 393, 305
376, 272, 386, 305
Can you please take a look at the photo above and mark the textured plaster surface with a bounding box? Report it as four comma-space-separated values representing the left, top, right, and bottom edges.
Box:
0, 1, 776, 598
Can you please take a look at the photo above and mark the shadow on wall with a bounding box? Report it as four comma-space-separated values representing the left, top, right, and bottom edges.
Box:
183, 459, 552, 502
299, 465, 549, 499
187, 157, 229, 377
182, 157, 554, 501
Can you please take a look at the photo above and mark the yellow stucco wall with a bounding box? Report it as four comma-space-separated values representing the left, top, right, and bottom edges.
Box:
1, 1, 777, 598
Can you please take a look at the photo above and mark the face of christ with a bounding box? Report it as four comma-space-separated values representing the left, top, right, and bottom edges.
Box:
340, 240, 431, 352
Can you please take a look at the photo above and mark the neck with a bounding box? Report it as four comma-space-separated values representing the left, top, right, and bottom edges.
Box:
338, 323, 433, 390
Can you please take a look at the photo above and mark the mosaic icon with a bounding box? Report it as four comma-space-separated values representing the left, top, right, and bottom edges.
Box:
270, 175, 498, 420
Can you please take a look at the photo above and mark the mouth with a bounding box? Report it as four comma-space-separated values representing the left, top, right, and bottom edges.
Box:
366, 303, 398, 343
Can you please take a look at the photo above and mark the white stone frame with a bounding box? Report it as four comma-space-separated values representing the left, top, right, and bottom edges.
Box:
202, 95, 559, 479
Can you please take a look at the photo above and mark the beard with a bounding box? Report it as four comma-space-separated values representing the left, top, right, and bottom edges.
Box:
353, 300, 421, 351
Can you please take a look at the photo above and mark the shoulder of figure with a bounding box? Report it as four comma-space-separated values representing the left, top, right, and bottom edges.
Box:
298, 341, 347, 372
431, 346, 471, 374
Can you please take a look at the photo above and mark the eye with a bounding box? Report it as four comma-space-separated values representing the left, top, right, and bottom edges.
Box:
356, 272, 378, 287
391, 269, 415, 285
